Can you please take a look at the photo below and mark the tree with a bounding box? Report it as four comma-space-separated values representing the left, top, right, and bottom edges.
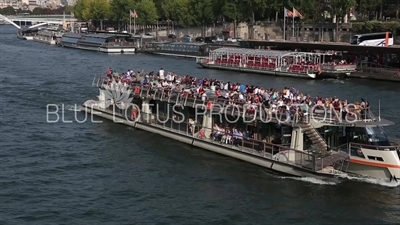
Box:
110, 0, 133, 23
189, 0, 215, 26
0, 6, 16, 15
135, 0, 158, 24
169, 0, 191, 26
74, 0, 90, 20
82, 0, 110, 29
32, 7, 44, 15
330, 0, 356, 41
221, 1, 242, 22
64, 5, 74, 14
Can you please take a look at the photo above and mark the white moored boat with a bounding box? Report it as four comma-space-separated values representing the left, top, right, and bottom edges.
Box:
33, 27, 65, 45
196, 48, 357, 79
17, 28, 37, 40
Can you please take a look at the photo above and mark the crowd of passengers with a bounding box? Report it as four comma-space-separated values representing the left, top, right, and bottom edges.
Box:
105, 67, 371, 121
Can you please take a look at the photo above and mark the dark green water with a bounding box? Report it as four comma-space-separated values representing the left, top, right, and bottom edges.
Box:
0, 25, 399, 225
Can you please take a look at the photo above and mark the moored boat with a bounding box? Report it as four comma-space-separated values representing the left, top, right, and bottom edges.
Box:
60, 32, 138, 54
17, 28, 38, 40
196, 48, 357, 79
82, 71, 400, 183
144, 41, 240, 58
33, 27, 65, 45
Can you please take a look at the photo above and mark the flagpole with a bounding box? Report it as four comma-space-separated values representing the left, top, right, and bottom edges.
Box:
134, 17, 136, 34
283, 8, 286, 41
129, 12, 132, 34
292, 7, 295, 37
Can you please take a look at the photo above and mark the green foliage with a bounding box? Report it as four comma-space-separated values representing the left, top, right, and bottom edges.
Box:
70, 0, 400, 28
110, 0, 133, 22
0, 6, 16, 15
352, 21, 400, 34
330, 0, 357, 18
135, 0, 158, 24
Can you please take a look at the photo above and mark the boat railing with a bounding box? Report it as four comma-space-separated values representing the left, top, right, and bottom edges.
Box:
94, 76, 378, 125
320, 64, 356, 71
126, 84, 303, 125
310, 107, 375, 124
350, 142, 399, 152
102, 42, 136, 47
389, 137, 400, 146
93, 104, 318, 171
92, 74, 107, 86
196, 57, 208, 64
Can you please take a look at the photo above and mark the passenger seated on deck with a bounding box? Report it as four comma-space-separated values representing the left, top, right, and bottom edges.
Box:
232, 129, 243, 147
212, 124, 223, 141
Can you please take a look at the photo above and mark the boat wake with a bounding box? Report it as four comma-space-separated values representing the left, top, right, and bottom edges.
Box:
338, 174, 400, 187
67, 105, 82, 112
277, 176, 338, 185
50, 103, 82, 112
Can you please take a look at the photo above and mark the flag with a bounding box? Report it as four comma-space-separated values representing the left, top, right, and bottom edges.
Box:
284, 8, 293, 17
130, 10, 138, 18
293, 7, 304, 19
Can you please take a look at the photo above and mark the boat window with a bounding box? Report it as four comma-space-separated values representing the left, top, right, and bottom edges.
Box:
350, 36, 358, 44
367, 156, 384, 161
82, 37, 105, 44
61, 36, 79, 44
346, 126, 390, 146
365, 126, 390, 145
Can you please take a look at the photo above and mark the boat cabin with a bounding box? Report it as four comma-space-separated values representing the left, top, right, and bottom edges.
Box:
18, 27, 38, 36
145, 42, 210, 56
61, 33, 136, 47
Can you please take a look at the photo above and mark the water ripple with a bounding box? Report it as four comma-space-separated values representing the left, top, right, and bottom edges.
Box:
1, 25, 400, 225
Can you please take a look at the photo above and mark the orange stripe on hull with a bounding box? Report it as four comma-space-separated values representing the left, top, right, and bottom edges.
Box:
350, 158, 400, 169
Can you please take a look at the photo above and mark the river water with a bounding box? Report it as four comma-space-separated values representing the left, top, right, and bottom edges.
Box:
1, 25, 400, 225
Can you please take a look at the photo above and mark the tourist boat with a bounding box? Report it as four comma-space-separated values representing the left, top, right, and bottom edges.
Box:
33, 27, 65, 45
59, 32, 138, 54
196, 48, 357, 79
81, 75, 400, 182
17, 28, 38, 40
144, 41, 239, 58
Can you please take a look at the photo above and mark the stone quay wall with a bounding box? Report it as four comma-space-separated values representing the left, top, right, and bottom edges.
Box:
148, 22, 355, 43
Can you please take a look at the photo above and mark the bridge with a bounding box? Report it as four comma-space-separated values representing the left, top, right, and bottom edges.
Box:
0, 14, 77, 29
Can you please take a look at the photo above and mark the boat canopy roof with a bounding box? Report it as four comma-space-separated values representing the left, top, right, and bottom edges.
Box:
211, 47, 297, 58
63, 33, 82, 38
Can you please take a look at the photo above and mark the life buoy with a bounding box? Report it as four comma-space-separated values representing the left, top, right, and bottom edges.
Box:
206, 101, 213, 110
357, 148, 364, 157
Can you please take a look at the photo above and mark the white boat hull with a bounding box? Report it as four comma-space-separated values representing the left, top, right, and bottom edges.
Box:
61, 42, 136, 54
147, 51, 200, 58
33, 37, 56, 45
200, 63, 316, 79
81, 103, 337, 181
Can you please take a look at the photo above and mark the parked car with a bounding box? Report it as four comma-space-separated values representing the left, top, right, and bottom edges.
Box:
183, 34, 191, 42
204, 36, 216, 43
227, 37, 237, 43
168, 34, 176, 39
195, 37, 204, 42
212, 37, 224, 42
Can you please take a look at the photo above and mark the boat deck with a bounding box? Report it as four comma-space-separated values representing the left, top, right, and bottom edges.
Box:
304, 151, 349, 171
